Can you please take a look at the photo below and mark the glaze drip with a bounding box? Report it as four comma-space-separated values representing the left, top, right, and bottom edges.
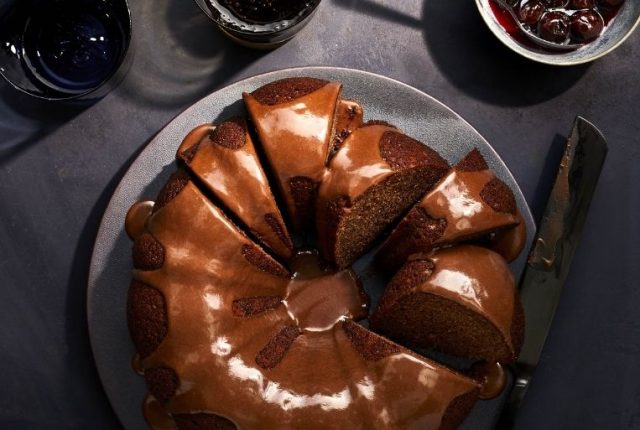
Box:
420, 170, 519, 243
470, 361, 508, 400
125, 201, 154, 240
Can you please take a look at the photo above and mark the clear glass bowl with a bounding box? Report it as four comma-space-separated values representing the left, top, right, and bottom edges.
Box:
0, 0, 132, 101
193, 0, 321, 49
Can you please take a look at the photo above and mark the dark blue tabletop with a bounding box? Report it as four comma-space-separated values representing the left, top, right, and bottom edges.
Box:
1, 1, 638, 429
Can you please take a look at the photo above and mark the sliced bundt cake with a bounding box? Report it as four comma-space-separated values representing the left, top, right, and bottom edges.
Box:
127, 169, 480, 430
376, 148, 525, 271
176, 118, 293, 260
243, 77, 342, 232
370, 245, 524, 363
316, 123, 449, 268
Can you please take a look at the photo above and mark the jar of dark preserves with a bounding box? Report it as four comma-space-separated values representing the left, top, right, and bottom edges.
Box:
195, 0, 322, 48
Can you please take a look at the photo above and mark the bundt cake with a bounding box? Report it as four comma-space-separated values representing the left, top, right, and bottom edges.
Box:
376, 148, 526, 271
176, 118, 293, 260
370, 245, 524, 363
316, 123, 449, 269
127, 170, 480, 430
243, 77, 342, 232
126, 76, 529, 430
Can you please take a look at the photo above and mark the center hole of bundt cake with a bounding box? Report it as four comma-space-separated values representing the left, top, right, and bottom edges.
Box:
283, 250, 368, 332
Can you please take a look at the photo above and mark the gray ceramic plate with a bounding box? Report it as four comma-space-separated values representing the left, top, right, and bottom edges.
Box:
87, 66, 536, 430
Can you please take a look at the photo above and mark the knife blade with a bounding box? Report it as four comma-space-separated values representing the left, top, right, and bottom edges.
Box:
496, 116, 608, 429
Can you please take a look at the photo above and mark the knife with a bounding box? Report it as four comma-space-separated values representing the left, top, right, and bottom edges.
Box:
496, 116, 608, 429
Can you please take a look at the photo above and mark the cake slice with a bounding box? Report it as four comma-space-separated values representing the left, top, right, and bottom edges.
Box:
176, 118, 293, 260
243, 77, 342, 232
316, 123, 449, 268
376, 148, 525, 271
370, 245, 524, 363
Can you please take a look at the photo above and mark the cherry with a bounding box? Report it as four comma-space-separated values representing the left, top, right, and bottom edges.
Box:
571, 10, 604, 40
541, 0, 570, 7
519, 1, 546, 25
571, 0, 596, 8
538, 11, 571, 42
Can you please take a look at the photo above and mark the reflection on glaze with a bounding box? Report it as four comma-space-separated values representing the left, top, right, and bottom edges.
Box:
284, 270, 367, 332
429, 269, 484, 302
228, 355, 353, 412
421, 170, 519, 244
178, 122, 292, 259
131, 182, 478, 430
259, 103, 331, 144
418, 246, 517, 349
320, 124, 397, 200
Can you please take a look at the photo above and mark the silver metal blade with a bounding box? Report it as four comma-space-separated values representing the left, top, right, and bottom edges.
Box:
496, 117, 608, 429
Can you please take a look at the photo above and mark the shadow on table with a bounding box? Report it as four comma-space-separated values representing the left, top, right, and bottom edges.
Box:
421, 1, 590, 107
332, 0, 589, 107
116, 0, 266, 109
61, 134, 160, 430
0, 82, 89, 165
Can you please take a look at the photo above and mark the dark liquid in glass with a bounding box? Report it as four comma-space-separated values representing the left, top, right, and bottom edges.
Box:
20, 0, 127, 94
217, 0, 307, 23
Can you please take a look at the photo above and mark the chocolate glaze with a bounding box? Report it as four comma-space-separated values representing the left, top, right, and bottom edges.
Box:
243, 81, 342, 231
125, 201, 154, 240
129, 179, 478, 429
177, 121, 293, 260
490, 210, 527, 263
331, 99, 364, 156
378, 156, 526, 269
416, 170, 519, 243
316, 124, 399, 262
143, 395, 177, 430
410, 246, 518, 352
469, 361, 508, 400
319, 124, 400, 202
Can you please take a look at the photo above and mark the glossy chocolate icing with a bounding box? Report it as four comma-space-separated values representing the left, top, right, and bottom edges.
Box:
419, 170, 519, 243
490, 210, 527, 262
125, 200, 154, 240
469, 361, 508, 400
410, 246, 517, 352
177, 121, 293, 260
243, 82, 342, 231
319, 124, 399, 203
129, 180, 478, 430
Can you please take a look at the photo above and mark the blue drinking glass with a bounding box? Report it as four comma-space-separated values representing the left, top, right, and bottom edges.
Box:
0, 0, 132, 101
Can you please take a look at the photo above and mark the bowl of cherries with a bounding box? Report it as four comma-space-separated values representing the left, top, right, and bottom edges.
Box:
476, 0, 640, 65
